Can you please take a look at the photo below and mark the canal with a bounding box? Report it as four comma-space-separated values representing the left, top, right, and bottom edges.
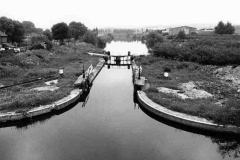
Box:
0, 41, 240, 160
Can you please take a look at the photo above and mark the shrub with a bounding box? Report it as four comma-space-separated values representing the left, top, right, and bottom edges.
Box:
177, 30, 186, 39
44, 39, 53, 50
163, 64, 172, 72
145, 31, 164, 49
96, 37, 106, 49
214, 21, 235, 35
107, 33, 114, 40
167, 35, 176, 39
152, 43, 179, 59
176, 62, 189, 70
30, 44, 45, 50
82, 31, 97, 46
0, 66, 22, 78
147, 86, 159, 93
151, 36, 240, 66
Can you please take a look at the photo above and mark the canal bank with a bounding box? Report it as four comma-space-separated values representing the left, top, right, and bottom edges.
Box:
133, 58, 240, 134
0, 41, 239, 160
137, 91, 240, 134
0, 59, 105, 122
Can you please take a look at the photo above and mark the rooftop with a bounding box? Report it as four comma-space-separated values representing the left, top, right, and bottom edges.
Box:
0, 31, 7, 37
170, 26, 197, 29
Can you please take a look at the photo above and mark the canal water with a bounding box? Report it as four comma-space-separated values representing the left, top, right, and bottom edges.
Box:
104, 41, 148, 56
0, 41, 240, 160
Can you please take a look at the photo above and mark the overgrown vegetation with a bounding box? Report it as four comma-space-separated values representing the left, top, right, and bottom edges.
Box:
145, 31, 164, 48
0, 42, 100, 112
138, 21, 240, 126
145, 31, 240, 65
0, 16, 24, 43
138, 53, 240, 126
214, 21, 235, 35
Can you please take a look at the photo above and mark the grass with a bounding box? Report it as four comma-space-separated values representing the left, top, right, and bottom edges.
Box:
137, 55, 240, 126
0, 42, 100, 113
0, 86, 72, 112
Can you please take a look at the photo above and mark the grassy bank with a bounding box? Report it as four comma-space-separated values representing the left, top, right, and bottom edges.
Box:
0, 42, 100, 112
137, 55, 240, 126
151, 34, 240, 65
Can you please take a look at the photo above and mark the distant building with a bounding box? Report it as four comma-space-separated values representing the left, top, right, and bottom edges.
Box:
0, 31, 8, 46
147, 27, 163, 31
197, 28, 215, 35
169, 26, 197, 35
162, 28, 170, 34
234, 26, 240, 35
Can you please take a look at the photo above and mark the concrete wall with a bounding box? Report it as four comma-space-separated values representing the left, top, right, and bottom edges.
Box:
137, 91, 240, 134
0, 60, 105, 123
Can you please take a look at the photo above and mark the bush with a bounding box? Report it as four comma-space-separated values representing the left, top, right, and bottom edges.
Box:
147, 86, 159, 93
214, 21, 235, 35
30, 44, 45, 50
28, 33, 53, 50
82, 31, 97, 46
96, 37, 106, 49
107, 33, 114, 40
0, 66, 22, 78
177, 30, 186, 39
145, 31, 164, 49
152, 42, 179, 59
151, 36, 240, 66
176, 62, 189, 70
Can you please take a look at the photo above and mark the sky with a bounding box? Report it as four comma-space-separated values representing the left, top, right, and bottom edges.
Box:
0, 0, 240, 30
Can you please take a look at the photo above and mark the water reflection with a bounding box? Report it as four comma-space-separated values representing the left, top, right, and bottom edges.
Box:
1, 41, 240, 160
104, 41, 149, 56
212, 137, 240, 158
138, 101, 240, 159
0, 96, 85, 130
0, 113, 53, 130
79, 90, 91, 108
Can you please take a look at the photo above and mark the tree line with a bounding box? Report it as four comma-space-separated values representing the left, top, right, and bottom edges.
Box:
0, 16, 113, 49
143, 21, 240, 66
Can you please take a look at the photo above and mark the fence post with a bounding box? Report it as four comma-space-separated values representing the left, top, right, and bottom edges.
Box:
83, 65, 85, 78
138, 66, 141, 79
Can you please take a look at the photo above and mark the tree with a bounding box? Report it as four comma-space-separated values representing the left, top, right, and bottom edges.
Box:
51, 22, 69, 44
96, 37, 106, 48
43, 29, 52, 41
215, 21, 235, 35
69, 21, 87, 44
0, 17, 24, 43
215, 21, 226, 34
145, 31, 164, 49
11, 20, 24, 43
92, 27, 98, 36
177, 30, 186, 39
107, 33, 114, 40
28, 33, 53, 50
22, 21, 35, 34
22, 21, 42, 35
82, 31, 97, 46
225, 22, 235, 34
0, 17, 14, 38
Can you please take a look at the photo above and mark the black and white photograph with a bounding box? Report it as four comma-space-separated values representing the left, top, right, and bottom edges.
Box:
0, 0, 240, 159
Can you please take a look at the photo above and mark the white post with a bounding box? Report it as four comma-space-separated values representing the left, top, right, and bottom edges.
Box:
164, 72, 169, 77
